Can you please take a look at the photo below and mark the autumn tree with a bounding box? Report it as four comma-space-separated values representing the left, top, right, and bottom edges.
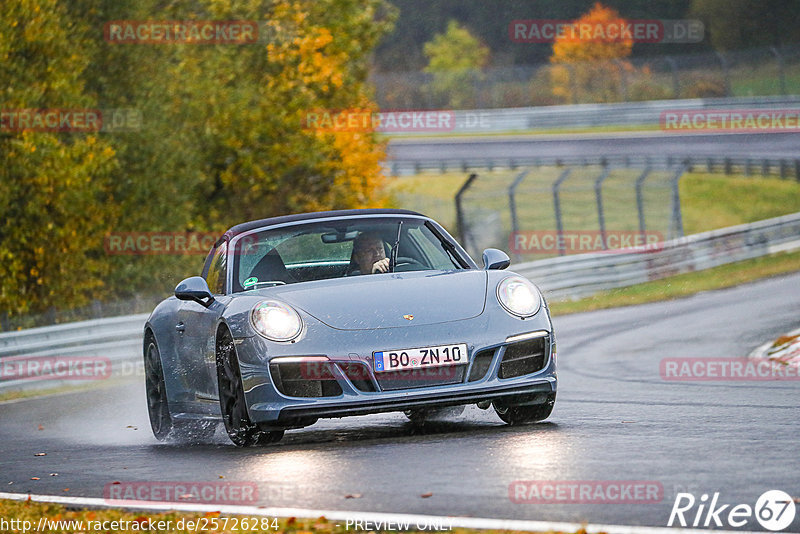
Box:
549, 2, 635, 103
423, 20, 489, 108
0, 0, 118, 318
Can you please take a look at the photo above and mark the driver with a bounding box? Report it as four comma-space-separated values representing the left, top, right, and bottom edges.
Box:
352, 232, 390, 274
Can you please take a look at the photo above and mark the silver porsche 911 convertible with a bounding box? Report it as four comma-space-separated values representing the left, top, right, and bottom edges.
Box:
144, 209, 557, 446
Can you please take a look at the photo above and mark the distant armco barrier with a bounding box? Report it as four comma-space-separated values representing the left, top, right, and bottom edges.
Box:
509, 19, 703, 44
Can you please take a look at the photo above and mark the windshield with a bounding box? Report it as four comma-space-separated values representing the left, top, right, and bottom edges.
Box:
231, 217, 464, 292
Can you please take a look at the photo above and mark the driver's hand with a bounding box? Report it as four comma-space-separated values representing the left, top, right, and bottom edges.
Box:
372, 258, 390, 273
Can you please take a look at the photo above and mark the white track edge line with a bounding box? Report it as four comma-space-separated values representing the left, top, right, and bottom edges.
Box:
0, 492, 760, 534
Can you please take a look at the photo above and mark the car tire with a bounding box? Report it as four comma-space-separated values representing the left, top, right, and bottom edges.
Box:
144, 335, 174, 441
493, 393, 555, 425
216, 327, 284, 447
404, 405, 465, 424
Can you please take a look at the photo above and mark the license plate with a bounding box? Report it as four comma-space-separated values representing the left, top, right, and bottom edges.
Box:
373, 343, 468, 372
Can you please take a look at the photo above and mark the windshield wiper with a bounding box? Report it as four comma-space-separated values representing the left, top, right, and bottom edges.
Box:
389, 221, 403, 273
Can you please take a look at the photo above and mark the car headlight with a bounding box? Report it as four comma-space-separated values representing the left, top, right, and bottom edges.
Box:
497, 276, 541, 318
251, 300, 303, 341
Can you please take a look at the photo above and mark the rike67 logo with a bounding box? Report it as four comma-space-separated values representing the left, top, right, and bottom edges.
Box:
669, 490, 796, 531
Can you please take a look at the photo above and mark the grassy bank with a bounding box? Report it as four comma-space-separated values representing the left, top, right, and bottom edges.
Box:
548, 249, 800, 316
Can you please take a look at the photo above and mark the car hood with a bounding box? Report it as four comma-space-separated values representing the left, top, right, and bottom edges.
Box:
265, 270, 487, 330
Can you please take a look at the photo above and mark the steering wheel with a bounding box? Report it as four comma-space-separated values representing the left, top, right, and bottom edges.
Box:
394, 256, 425, 271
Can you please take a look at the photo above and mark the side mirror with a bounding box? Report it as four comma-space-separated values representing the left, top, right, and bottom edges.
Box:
175, 276, 214, 305
482, 248, 511, 270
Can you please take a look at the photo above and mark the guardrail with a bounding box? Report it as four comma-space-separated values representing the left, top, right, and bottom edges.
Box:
385, 95, 800, 136
515, 211, 800, 301
2, 212, 798, 393
0, 314, 147, 393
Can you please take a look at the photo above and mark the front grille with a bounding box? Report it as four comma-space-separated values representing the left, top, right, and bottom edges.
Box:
468, 348, 495, 382
339, 362, 377, 392
269, 361, 343, 398
375, 365, 467, 391
498, 337, 548, 379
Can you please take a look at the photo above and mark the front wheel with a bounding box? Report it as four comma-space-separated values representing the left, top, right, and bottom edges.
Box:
144, 337, 173, 440
216, 328, 284, 447
494, 394, 555, 425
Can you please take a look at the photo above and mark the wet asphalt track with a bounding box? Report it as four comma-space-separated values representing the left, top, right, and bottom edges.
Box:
387, 131, 800, 162
1, 272, 799, 530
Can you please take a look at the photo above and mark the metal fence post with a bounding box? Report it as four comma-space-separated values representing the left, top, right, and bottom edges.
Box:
670, 165, 688, 239
770, 47, 787, 96
634, 167, 652, 241
508, 170, 530, 262
552, 169, 573, 256
455, 173, 479, 245
664, 56, 679, 98
594, 167, 612, 249
715, 52, 731, 96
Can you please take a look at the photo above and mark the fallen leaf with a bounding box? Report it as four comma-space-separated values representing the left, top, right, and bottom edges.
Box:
37, 425, 44, 431
111, 481, 121, 485
31, 477, 40, 481
344, 493, 362, 499
34, 453, 46, 457
218, 475, 224, 479
63, 489, 69, 492
421, 492, 433, 498
49, 473, 58, 477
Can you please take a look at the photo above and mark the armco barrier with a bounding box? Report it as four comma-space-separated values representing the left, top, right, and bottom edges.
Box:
515, 211, 800, 300
1, 212, 799, 392
0, 314, 148, 392
385, 95, 800, 136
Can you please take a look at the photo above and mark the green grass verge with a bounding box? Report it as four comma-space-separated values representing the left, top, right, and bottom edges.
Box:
0, 499, 583, 534
548, 249, 800, 316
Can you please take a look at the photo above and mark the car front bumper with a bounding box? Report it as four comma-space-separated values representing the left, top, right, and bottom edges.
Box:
234, 307, 557, 427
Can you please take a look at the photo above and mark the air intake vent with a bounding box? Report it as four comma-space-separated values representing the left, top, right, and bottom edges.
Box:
499, 337, 548, 379
269, 361, 343, 398
468, 348, 495, 382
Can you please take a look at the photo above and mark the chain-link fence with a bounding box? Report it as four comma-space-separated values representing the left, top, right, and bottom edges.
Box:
394, 165, 684, 262
371, 45, 800, 110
